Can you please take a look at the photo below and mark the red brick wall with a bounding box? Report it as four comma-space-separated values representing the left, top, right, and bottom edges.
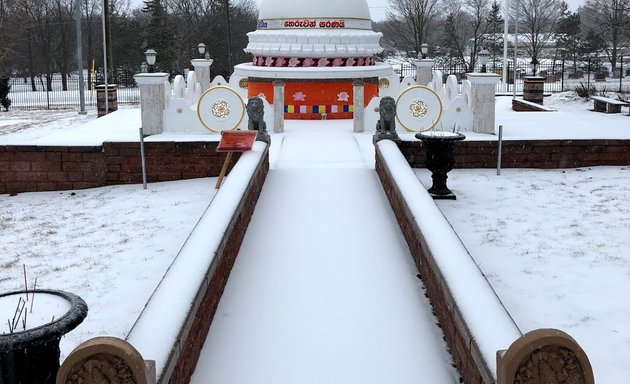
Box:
1, 142, 239, 195
375, 146, 493, 384
397, 139, 630, 169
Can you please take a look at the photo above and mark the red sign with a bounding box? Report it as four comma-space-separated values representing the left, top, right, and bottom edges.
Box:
216, 131, 257, 152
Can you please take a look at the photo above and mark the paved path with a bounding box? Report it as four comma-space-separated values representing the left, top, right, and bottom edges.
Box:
191, 126, 457, 384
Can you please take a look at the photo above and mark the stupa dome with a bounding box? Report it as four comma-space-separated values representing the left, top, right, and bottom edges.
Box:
258, 0, 371, 21
244, 0, 382, 61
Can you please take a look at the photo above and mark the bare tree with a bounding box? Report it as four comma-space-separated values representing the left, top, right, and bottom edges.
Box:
580, 0, 630, 69
385, 0, 443, 55
442, 0, 491, 71
514, 0, 565, 61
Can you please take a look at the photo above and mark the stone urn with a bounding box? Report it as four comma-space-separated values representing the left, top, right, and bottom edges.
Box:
416, 131, 466, 199
0, 289, 88, 384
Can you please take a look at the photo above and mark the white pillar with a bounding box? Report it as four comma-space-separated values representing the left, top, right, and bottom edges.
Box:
133, 73, 169, 135
353, 80, 365, 133
273, 80, 285, 133
190, 58, 214, 93
414, 59, 435, 86
467, 73, 501, 134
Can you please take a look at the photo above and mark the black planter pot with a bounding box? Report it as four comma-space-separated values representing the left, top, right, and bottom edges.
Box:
0, 289, 88, 384
416, 131, 466, 200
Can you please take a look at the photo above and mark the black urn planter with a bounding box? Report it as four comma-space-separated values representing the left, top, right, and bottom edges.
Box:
416, 131, 466, 200
0, 289, 88, 384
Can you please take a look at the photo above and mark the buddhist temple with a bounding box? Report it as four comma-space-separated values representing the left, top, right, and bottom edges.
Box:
233, 0, 394, 119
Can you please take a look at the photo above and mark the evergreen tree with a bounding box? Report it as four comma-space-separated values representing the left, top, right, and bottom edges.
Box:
142, 0, 172, 73
556, 7, 582, 71
486, 0, 504, 70
0, 77, 11, 111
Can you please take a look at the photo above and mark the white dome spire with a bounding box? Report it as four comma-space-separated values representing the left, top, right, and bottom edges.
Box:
258, 0, 372, 21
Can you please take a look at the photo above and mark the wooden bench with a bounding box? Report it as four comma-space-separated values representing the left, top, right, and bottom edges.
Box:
591, 96, 629, 113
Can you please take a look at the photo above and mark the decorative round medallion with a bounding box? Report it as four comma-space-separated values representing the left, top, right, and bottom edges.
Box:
212, 100, 231, 119
395, 85, 443, 132
379, 78, 390, 89
239, 78, 249, 90
197, 86, 245, 133
409, 99, 428, 118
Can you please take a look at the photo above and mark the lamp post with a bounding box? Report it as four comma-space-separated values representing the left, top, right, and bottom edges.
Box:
420, 43, 429, 59
478, 49, 490, 73
530, 57, 539, 76
197, 43, 207, 59
145, 49, 157, 73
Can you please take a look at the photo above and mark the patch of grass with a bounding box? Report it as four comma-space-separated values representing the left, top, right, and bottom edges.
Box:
0, 258, 19, 269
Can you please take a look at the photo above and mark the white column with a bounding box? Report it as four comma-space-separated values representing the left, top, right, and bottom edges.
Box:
133, 73, 170, 135
353, 80, 365, 133
190, 58, 214, 93
414, 59, 435, 86
466, 73, 501, 134
273, 80, 285, 133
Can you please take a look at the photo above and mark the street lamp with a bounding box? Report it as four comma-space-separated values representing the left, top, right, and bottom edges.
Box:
144, 49, 157, 73
530, 57, 539, 76
478, 49, 490, 73
420, 43, 429, 59
197, 43, 207, 58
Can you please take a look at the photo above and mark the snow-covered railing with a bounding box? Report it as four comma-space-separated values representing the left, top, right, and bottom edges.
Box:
375, 139, 522, 384
126, 142, 269, 383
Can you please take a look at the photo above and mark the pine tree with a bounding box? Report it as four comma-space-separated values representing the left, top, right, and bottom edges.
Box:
0, 77, 11, 111
556, 8, 582, 71
486, 0, 504, 71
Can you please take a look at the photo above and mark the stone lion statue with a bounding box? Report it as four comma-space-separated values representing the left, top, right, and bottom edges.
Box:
246, 97, 267, 134
376, 96, 397, 134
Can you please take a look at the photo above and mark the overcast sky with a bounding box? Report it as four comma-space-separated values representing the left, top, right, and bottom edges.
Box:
252, 0, 585, 23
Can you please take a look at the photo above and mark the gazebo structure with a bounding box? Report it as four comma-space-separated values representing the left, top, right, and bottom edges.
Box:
233, 0, 393, 120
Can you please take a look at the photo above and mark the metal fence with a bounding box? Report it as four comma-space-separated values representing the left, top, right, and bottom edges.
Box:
7, 58, 630, 110
6, 74, 140, 110
394, 58, 630, 94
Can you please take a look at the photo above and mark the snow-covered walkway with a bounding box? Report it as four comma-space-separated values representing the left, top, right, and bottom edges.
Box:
190, 125, 457, 384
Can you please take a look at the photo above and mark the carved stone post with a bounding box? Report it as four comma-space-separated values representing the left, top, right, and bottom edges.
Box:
133, 73, 169, 136
190, 58, 214, 93
467, 72, 501, 134
353, 80, 365, 133
273, 80, 285, 133
414, 59, 435, 86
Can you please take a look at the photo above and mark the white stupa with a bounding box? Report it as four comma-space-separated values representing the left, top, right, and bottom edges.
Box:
233, 0, 393, 119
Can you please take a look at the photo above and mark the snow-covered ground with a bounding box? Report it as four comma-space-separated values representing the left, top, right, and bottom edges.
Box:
415, 167, 630, 383
1, 92, 629, 382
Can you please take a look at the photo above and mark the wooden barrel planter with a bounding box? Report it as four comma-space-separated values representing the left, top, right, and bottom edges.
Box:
523, 76, 545, 104
96, 84, 118, 117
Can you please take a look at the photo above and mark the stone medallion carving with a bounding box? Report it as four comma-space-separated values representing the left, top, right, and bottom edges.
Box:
409, 99, 428, 118
514, 346, 585, 384
197, 86, 245, 133
212, 100, 231, 119
395, 85, 443, 132
239, 78, 249, 90
57, 336, 155, 384
64, 353, 136, 384
497, 329, 594, 384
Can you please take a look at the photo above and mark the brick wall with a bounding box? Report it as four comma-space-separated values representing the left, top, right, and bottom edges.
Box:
398, 139, 630, 169
375, 147, 494, 384
1, 142, 239, 195
159, 147, 269, 384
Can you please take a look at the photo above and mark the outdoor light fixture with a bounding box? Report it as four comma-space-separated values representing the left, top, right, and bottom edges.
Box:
145, 49, 157, 73
530, 57, 539, 76
420, 43, 429, 59
197, 43, 207, 58
478, 49, 490, 73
